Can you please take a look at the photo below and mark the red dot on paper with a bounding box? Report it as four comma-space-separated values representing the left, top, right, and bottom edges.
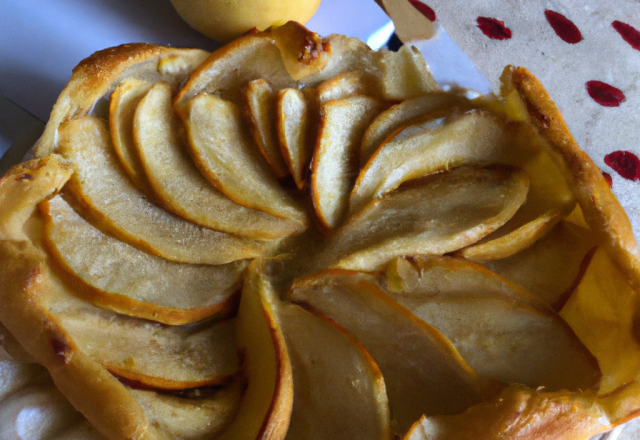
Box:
612, 20, 640, 51
477, 17, 512, 40
408, 0, 436, 22
544, 10, 582, 44
604, 151, 640, 181
602, 172, 613, 187
586, 81, 626, 107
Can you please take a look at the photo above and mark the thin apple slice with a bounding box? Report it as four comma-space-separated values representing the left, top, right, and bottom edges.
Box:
386, 255, 600, 391
312, 96, 389, 229
316, 71, 377, 104
328, 166, 529, 271
287, 270, 484, 435
360, 93, 472, 166
350, 110, 509, 214
483, 220, 597, 308
460, 121, 578, 261
277, 88, 314, 190
457, 206, 570, 260
243, 79, 289, 178
50, 291, 240, 390
57, 116, 272, 265
215, 260, 293, 440
374, 44, 440, 101
109, 78, 154, 196
42, 195, 246, 325
278, 302, 392, 440
175, 32, 295, 115
134, 81, 303, 239
131, 381, 243, 440
186, 93, 307, 224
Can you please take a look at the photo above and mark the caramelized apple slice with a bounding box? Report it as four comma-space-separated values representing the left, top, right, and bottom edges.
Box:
387, 255, 600, 391
175, 32, 295, 115
186, 94, 307, 224
350, 110, 509, 214
134, 82, 303, 239
277, 88, 314, 190
312, 96, 388, 229
278, 302, 392, 440
109, 78, 154, 196
215, 260, 293, 440
52, 297, 240, 390
316, 71, 377, 104
374, 44, 440, 101
462, 121, 577, 261
360, 93, 471, 165
131, 381, 243, 440
287, 270, 484, 434
457, 206, 569, 260
58, 116, 271, 264
330, 166, 529, 271
243, 79, 289, 178
42, 195, 245, 325
483, 220, 597, 308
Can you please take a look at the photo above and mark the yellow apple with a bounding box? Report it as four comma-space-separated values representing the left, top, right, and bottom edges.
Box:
169, 0, 322, 41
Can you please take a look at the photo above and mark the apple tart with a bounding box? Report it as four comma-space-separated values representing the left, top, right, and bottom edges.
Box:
1, 21, 639, 440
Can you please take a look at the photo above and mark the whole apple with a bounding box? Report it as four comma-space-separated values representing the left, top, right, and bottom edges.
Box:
170, 0, 322, 41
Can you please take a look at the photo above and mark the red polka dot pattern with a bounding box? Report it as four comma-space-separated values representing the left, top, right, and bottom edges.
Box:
408, 0, 436, 22
544, 10, 582, 44
586, 81, 626, 107
604, 151, 640, 181
477, 17, 512, 40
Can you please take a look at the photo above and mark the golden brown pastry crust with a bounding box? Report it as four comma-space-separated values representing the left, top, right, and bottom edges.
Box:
35, 43, 209, 158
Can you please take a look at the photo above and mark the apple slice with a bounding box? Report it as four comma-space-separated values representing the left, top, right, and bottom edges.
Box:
457, 206, 570, 260
350, 110, 509, 214
316, 70, 377, 104
186, 93, 308, 224
243, 79, 289, 178
215, 260, 293, 440
374, 44, 440, 101
312, 96, 389, 229
57, 116, 272, 265
328, 166, 529, 271
175, 32, 295, 115
360, 93, 471, 166
131, 381, 243, 440
386, 255, 600, 391
51, 295, 240, 390
109, 78, 154, 197
278, 302, 392, 440
134, 81, 304, 240
287, 270, 484, 435
277, 88, 314, 190
483, 220, 597, 308
457, 120, 578, 261
42, 195, 246, 325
